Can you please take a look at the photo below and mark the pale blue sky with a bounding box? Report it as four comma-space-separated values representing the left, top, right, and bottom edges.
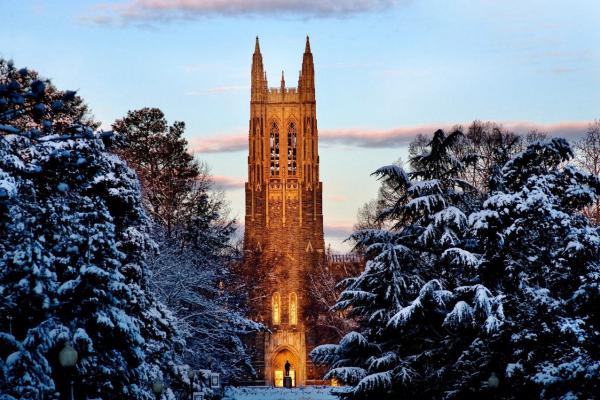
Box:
2, 0, 599, 250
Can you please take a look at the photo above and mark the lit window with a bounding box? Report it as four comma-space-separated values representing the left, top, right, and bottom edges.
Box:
289, 292, 298, 325
270, 122, 280, 176
287, 122, 297, 175
272, 292, 281, 324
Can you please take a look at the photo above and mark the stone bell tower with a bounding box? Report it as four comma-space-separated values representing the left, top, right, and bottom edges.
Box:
243, 36, 325, 387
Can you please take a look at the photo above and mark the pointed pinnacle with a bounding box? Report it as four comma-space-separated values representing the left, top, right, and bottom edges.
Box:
281, 70, 285, 87
305, 35, 311, 53
255, 36, 260, 53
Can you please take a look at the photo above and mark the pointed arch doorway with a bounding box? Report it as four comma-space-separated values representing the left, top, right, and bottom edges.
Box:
271, 348, 299, 387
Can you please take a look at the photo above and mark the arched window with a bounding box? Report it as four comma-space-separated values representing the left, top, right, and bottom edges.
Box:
253, 121, 259, 160
269, 122, 280, 176
272, 292, 281, 325
289, 292, 298, 325
287, 122, 297, 175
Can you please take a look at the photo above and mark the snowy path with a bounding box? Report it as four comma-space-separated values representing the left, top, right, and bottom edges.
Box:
223, 386, 346, 400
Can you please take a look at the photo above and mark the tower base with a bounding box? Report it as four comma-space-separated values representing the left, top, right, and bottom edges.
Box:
264, 327, 306, 387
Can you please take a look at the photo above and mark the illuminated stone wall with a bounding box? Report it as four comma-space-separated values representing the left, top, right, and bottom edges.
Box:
243, 37, 325, 386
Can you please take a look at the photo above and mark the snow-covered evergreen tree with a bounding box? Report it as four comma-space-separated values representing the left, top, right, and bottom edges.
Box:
0, 60, 179, 399
312, 129, 503, 399
314, 133, 600, 399
0, 60, 98, 134
466, 138, 600, 398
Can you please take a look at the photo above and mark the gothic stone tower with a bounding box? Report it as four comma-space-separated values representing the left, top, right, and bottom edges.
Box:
244, 36, 325, 387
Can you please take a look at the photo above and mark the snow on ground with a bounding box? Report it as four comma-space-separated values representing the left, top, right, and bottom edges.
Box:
223, 386, 348, 400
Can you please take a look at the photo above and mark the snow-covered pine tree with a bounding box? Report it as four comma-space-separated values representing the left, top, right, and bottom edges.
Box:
467, 138, 600, 399
0, 60, 98, 134
312, 129, 503, 399
0, 60, 179, 399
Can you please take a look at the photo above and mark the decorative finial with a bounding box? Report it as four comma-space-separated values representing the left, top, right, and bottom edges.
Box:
305, 35, 311, 53
255, 36, 260, 53
281, 70, 285, 88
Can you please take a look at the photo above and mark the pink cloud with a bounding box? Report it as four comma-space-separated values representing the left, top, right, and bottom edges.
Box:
324, 221, 355, 238
83, 0, 399, 24
500, 121, 590, 136
189, 120, 593, 154
212, 175, 245, 190
189, 134, 246, 153
320, 125, 440, 148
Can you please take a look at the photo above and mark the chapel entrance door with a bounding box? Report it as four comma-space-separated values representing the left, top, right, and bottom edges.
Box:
272, 349, 297, 387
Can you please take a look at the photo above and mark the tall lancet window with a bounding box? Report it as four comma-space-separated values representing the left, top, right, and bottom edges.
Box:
269, 122, 280, 176
289, 292, 298, 325
272, 292, 281, 325
287, 122, 297, 175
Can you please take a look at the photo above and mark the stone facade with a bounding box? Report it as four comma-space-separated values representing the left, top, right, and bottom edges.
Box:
243, 37, 326, 387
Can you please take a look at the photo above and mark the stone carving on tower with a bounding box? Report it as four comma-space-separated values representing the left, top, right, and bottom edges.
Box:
243, 36, 325, 387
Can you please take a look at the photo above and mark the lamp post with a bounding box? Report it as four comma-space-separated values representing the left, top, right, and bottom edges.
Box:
488, 372, 500, 389
152, 379, 164, 400
58, 344, 78, 400
188, 369, 196, 400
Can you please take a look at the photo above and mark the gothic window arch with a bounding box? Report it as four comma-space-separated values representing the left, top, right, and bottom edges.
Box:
289, 292, 298, 325
269, 122, 280, 176
272, 292, 281, 325
253, 121, 259, 160
287, 121, 297, 175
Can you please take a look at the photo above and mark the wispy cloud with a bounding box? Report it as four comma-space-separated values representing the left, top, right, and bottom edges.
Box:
189, 134, 247, 153
524, 49, 593, 75
321, 125, 438, 148
83, 0, 399, 25
185, 85, 249, 96
502, 121, 590, 137
212, 175, 245, 190
189, 120, 592, 154
324, 221, 355, 238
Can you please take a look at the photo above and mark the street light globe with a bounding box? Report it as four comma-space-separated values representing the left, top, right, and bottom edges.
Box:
58, 344, 78, 368
152, 380, 164, 394
188, 369, 196, 380
488, 372, 500, 388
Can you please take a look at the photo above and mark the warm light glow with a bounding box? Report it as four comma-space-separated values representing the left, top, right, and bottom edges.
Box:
272, 292, 280, 324
330, 378, 339, 387
289, 292, 298, 325
274, 370, 295, 387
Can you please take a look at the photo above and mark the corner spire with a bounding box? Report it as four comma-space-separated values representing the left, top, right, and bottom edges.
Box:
251, 36, 265, 102
280, 70, 285, 89
254, 36, 261, 54
300, 36, 315, 102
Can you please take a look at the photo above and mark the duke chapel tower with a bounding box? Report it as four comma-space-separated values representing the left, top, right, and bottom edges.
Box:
243, 36, 326, 387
